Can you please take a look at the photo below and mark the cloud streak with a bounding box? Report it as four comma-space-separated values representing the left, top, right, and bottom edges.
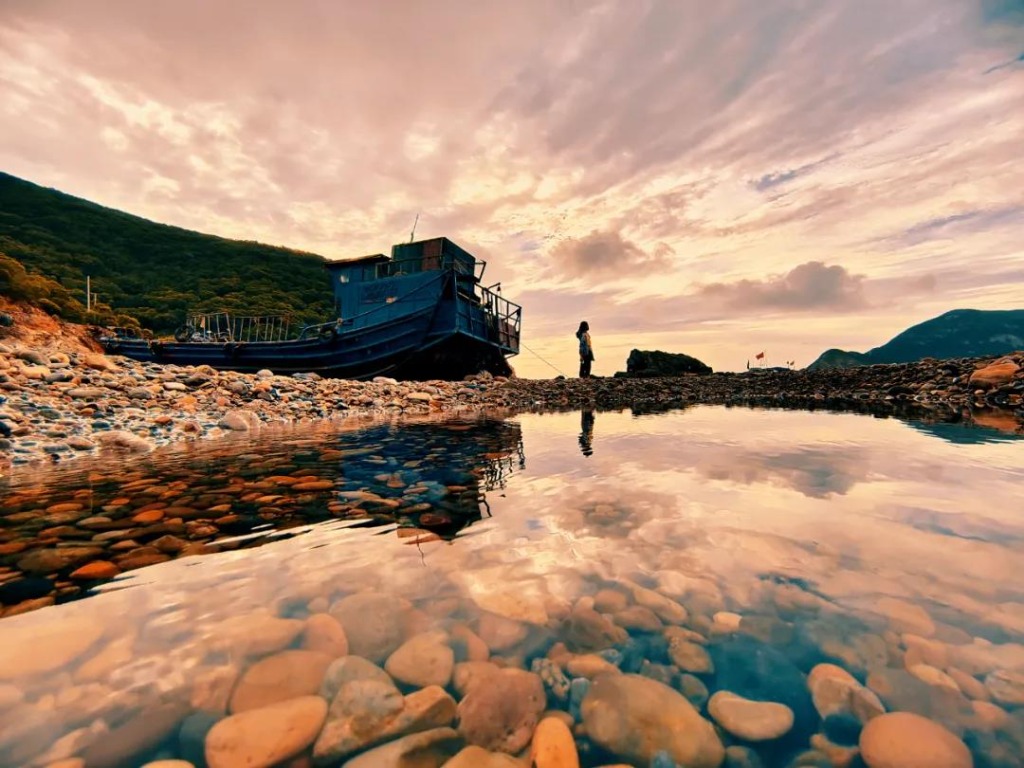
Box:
0, 0, 1022, 375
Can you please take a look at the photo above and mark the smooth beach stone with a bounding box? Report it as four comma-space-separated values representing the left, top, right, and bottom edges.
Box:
530, 715, 580, 768
476, 611, 529, 652
874, 597, 936, 638
866, 668, 974, 735
230, 650, 334, 713
985, 669, 1024, 705
205, 695, 328, 768
946, 668, 990, 702
313, 681, 455, 763
859, 712, 972, 768
566, 653, 621, 679
710, 636, 817, 736
330, 592, 405, 662
339, 727, 462, 768
593, 589, 629, 613
453, 661, 502, 698
624, 580, 688, 625
300, 613, 350, 658
456, 668, 545, 754
385, 631, 455, 688
449, 623, 489, 662
213, 613, 304, 657
612, 605, 663, 632
908, 663, 960, 692
807, 663, 884, 722
80, 702, 190, 768
708, 691, 795, 741
0, 616, 104, 679
669, 640, 714, 674
443, 745, 522, 767
320, 655, 394, 701
902, 633, 948, 668
581, 674, 724, 768
563, 601, 628, 653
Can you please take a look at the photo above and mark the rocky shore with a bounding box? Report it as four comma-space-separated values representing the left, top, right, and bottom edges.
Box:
1, 322, 1021, 471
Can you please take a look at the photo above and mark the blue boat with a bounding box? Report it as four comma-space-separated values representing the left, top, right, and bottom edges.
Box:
97, 237, 522, 380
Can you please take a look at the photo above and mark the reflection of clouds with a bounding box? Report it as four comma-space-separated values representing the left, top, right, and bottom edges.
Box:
696, 447, 871, 498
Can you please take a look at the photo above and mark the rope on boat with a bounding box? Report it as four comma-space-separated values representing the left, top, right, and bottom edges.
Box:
520, 341, 567, 378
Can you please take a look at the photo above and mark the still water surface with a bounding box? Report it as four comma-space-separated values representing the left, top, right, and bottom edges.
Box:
1, 406, 1022, 767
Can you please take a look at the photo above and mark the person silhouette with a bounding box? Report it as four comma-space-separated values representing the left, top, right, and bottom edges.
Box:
576, 321, 594, 378
579, 409, 595, 457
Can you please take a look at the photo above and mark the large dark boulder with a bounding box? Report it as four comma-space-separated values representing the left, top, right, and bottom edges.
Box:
620, 349, 712, 377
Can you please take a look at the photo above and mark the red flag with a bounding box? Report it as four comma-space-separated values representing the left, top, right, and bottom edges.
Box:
755, 351, 765, 360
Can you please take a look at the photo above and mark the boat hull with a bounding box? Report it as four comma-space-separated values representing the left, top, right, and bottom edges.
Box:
101, 328, 512, 380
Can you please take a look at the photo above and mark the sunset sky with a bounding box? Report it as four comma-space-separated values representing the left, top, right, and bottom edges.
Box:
1, 1, 1022, 377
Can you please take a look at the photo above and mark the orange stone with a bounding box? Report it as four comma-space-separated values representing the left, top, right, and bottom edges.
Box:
70, 561, 121, 580
45, 502, 84, 515
133, 509, 165, 524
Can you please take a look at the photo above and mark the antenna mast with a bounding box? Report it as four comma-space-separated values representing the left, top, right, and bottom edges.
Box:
409, 213, 419, 243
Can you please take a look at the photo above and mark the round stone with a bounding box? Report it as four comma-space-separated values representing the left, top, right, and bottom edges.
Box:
859, 711, 972, 768
530, 715, 580, 768
229, 650, 334, 713
205, 695, 327, 768
385, 631, 454, 688
708, 691, 795, 741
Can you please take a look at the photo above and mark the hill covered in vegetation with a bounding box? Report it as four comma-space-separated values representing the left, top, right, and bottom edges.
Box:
807, 309, 1024, 370
0, 172, 336, 333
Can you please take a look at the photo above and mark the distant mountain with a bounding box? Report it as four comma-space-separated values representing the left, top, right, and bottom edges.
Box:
0, 172, 335, 333
807, 309, 1024, 370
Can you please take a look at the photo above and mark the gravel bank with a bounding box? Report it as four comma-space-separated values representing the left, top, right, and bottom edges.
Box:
1, 338, 1022, 471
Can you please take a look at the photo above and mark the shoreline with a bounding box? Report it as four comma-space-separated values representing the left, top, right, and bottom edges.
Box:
1, 335, 1021, 473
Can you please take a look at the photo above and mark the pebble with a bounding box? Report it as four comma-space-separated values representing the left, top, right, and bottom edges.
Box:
456, 668, 545, 753
385, 630, 455, 688
859, 711, 972, 768
530, 715, 580, 768
229, 650, 334, 712
204, 696, 327, 768
707, 691, 795, 741
581, 674, 724, 768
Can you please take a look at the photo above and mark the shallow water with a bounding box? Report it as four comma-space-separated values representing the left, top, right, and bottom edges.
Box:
1, 406, 1023, 767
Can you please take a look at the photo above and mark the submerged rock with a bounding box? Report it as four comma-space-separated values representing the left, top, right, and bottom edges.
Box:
859, 711, 972, 768
581, 674, 724, 768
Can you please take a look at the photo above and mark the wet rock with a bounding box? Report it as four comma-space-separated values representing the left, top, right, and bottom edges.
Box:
708, 691, 795, 741
313, 682, 456, 764
531, 657, 571, 704
668, 639, 714, 674
205, 696, 328, 768
443, 745, 522, 767
582, 674, 724, 768
320, 655, 395, 702
985, 669, 1024, 705
330, 592, 405, 663
230, 649, 334, 712
385, 630, 454, 688
17, 546, 104, 574
218, 410, 260, 431
875, 598, 936, 638
80, 701, 190, 768
808, 663, 885, 723
457, 668, 545, 753
0, 615, 104, 679
530, 715, 580, 768
211, 612, 304, 657
338, 727, 462, 768
563, 601, 628, 653
859, 711, 972, 768
69, 560, 121, 580
95, 429, 153, 452
710, 636, 818, 738
476, 611, 529, 652
301, 613, 350, 658
866, 667, 975, 735
724, 745, 765, 768
970, 362, 1020, 389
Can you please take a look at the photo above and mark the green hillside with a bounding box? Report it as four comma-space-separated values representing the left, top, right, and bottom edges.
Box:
0, 172, 335, 333
807, 309, 1024, 370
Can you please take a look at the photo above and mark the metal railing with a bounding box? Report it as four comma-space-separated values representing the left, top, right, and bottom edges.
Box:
177, 312, 293, 343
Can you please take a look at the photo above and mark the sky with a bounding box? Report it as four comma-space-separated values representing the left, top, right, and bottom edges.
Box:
1, 0, 1023, 377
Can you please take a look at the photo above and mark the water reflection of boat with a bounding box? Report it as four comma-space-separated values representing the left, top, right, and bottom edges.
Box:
97, 237, 522, 380
336, 418, 525, 541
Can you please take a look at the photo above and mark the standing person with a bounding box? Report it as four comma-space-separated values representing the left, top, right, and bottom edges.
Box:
576, 321, 594, 378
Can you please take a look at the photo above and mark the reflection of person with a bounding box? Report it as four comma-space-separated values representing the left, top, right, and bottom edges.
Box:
579, 409, 594, 457
576, 321, 594, 378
